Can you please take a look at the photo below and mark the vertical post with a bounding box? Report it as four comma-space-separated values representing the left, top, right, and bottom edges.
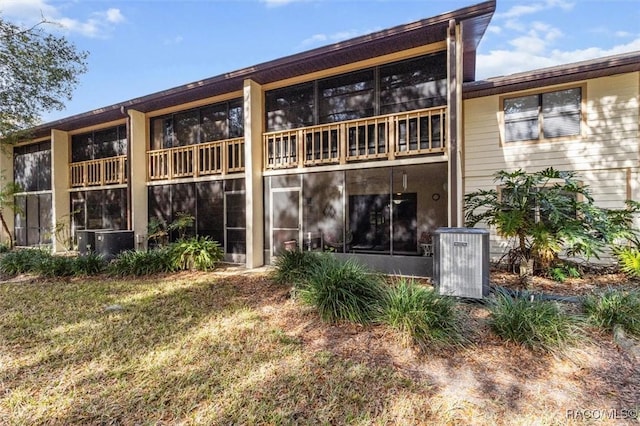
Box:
244, 79, 264, 268
0, 144, 14, 246
51, 129, 70, 252
128, 109, 149, 250
447, 19, 464, 228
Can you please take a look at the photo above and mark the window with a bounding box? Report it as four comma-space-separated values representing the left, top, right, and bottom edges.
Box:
71, 126, 127, 162
14, 193, 52, 246
264, 52, 448, 132
150, 99, 244, 150
503, 87, 582, 143
14, 141, 51, 192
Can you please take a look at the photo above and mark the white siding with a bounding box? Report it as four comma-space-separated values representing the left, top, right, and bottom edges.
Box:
463, 72, 640, 262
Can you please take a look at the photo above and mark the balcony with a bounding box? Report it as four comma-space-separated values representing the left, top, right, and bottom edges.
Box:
263, 106, 446, 170
147, 138, 245, 181
70, 156, 127, 187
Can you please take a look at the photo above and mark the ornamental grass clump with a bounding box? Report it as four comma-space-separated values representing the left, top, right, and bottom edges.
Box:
170, 236, 224, 271
583, 288, 640, 337
108, 248, 176, 277
380, 277, 462, 349
270, 249, 321, 285
488, 290, 578, 351
0, 248, 52, 275
298, 255, 386, 324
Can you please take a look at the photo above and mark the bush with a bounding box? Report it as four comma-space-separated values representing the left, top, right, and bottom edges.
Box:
614, 246, 640, 278
488, 290, 578, 351
72, 253, 107, 276
297, 255, 386, 324
379, 277, 462, 349
270, 250, 320, 285
583, 288, 640, 337
35, 255, 75, 278
108, 248, 175, 277
549, 263, 581, 283
170, 236, 224, 271
0, 248, 52, 275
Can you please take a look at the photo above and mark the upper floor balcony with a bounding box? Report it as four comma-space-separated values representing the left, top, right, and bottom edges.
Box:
147, 137, 245, 181
263, 106, 446, 170
70, 156, 128, 187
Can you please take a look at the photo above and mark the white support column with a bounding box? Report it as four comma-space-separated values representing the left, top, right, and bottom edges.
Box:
128, 109, 149, 250
446, 19, 464, 228
51, 129, 70, 252
0, 145, 14, 246
244, 79, 264, 268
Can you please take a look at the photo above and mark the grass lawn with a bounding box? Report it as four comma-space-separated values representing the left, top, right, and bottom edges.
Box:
0, 269, 638, 425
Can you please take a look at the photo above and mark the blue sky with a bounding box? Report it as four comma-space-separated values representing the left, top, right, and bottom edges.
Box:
2, 0, 639, 123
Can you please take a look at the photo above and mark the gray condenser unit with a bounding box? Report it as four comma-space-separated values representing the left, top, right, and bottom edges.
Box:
95, 230, 135, 261
433, 227, 490, 299
77, 229, 110, 255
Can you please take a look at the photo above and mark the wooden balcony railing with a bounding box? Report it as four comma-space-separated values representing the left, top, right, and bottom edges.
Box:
264, 106, 446, 169
147, 138, 245, 181
70, 156, 127, 187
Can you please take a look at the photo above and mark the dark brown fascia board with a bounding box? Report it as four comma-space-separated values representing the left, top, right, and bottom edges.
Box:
30, 0, 495, 138
463, 50, 640, 99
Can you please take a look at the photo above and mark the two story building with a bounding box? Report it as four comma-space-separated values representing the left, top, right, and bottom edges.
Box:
3, 0, 640, 275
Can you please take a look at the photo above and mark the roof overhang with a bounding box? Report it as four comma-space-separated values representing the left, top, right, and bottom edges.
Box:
463, 51, 640, 99
30, 0, 495, 138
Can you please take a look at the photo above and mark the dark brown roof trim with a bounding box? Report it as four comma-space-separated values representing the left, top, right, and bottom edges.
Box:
30, 1, 495, 137
463, 51, 640, 99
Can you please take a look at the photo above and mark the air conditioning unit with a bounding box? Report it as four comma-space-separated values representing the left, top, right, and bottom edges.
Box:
95, 230, 135, 261
77, 229, 110, 255
433, 227, 490, 299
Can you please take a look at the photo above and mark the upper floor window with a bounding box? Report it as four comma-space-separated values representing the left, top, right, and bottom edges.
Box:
14, 141, 51, 192
71, 125, 127, 163
503, 87, 582, 143
151, 99, 243, 150
265, 51, 447, 132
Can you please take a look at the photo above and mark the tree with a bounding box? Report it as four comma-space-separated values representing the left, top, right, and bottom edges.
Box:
465, 168, 639, 283
0, 15, 88, 141
0, 176, 20, 248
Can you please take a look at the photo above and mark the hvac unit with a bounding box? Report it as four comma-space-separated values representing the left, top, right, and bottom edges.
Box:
433, 227, 490, 299
95, 230, 135, 261
77, 229, 110, 255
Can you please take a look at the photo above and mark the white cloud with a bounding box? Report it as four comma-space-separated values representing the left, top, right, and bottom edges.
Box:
496, 0, 574, 19
261, 0, 307, 7
477, 37, 640, 80
163, 35, 184, 46
300, 28, 366, 47
0, 0, 125, 38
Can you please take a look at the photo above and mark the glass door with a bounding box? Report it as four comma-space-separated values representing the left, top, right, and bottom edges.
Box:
271, 187, 302, 256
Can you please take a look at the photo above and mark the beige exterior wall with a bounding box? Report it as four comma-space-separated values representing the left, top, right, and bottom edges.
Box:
463, 71, 640, 260
244, 79, 264, 268
0, 145, 14, 246
129, 109, 148, 250
51, 129, 70, 252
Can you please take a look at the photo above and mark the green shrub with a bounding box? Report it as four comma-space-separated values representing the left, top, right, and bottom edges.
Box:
0, 243, 10, 254
270, 249, 320, 285
0, 248, 52, 275
583, 288, 640, 337
108, 248, 175, 277
380, 277, 462, 349
72, 253, 107, 276
549, 263, 581, 283
488, 291, 578, 351
170, 236, 224, 271
297, 255, 386, 324
614, 246, 640, 277
35, 255, 75, 278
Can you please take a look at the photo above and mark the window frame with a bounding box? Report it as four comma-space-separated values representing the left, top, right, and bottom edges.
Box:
499, 84, 586, 146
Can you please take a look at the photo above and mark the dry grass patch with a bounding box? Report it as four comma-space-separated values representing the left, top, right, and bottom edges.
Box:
0, 270, 638, 425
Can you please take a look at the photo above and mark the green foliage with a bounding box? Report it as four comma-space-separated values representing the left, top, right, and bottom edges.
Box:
72, 253, 107, 276
549, 263, 581, 283
147, 217, 168, 247
379, 277, 462, 349
613, 246, 640, 278
170, 236, 223, 271
297, 255, 386, 324
0, 248, 51, 275
0, 177, 21, 248
465, 168, 639, 275
270, 249, 321, 285
583, 288, 640, 337
167, 212, 195, 240
487, 291, 578, 351
0, 16, 88, 140
34, 255, 75, 278
108, 248, 176, 277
